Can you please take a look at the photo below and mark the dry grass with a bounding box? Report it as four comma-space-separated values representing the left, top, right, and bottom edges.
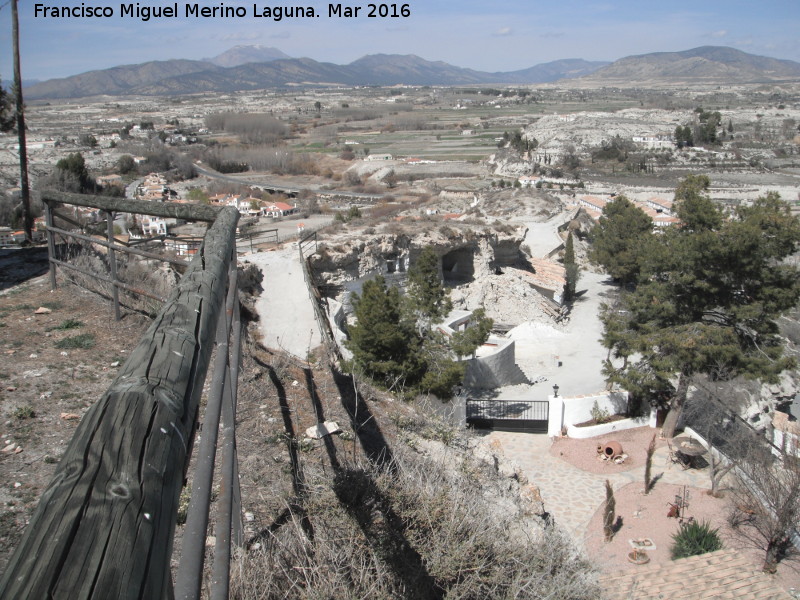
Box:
231, 443, 599, 599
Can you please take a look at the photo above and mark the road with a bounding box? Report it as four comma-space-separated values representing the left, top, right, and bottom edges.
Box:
194, 162, 385, 202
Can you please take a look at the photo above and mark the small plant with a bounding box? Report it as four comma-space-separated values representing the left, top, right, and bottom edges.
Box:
55, 333, 95, 349
603, 479, 616, 542
13, 406, 36, 420
591, 400, 611, 425
670, 520, 723, 559
47, 319, 84, 331
296, 438, 316, 453
176, 485, 191, 525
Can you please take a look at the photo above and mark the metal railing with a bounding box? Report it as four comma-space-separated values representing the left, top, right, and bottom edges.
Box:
0, 191, 243, 599
465, 399, 550, 433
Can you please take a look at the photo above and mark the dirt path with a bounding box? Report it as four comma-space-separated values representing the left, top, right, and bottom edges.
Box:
244, 246, 322, 359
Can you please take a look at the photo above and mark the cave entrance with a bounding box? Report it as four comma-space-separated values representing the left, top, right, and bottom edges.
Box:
442, 247, 475, 283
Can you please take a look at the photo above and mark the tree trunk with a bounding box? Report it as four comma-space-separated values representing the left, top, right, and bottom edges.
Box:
763, 541, 780, 574
661, 372, 690, 438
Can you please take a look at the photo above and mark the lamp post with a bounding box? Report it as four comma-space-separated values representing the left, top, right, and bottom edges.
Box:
553, 384, 559, 397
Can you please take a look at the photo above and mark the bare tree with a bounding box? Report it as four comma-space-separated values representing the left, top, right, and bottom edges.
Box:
729, 447, 800, 573
681, 379, 761, 497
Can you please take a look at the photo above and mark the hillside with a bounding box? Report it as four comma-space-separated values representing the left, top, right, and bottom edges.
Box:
0, 254, 598, 598
23, 59, 222, 99
24, 50, 608, 99
579, 45, 800, 85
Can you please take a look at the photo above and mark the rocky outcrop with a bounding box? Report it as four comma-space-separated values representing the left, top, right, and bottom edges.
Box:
309, 226, 526, 287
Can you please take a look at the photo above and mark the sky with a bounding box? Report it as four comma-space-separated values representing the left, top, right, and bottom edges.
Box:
0, 0, 798, 82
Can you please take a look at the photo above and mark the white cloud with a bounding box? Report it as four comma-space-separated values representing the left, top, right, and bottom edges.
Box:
220, 31, 261, 42
709, 30, 727, 38
492, 27, 513, 37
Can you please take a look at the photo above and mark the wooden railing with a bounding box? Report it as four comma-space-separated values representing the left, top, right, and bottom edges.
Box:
0, 192, 242, 599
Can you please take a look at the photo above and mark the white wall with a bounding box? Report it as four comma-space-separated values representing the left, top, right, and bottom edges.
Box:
562, 391, 629, 428
462, 340, 528, 389
547, 390, 657, 437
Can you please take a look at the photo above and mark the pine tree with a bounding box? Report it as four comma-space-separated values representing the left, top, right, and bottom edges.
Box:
601, 183, 800, 438
589, 195, 653, 287
563, 232, 579, 303
347, 276, 420, 390
406, 246, 451, 330
0, 82, 13, 133
450, 308, 493, 358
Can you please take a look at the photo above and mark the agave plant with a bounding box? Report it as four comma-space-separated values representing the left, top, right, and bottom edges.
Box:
670, 520, 723, 560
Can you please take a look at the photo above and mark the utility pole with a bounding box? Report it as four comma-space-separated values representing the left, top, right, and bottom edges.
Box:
11, 0, 32, 243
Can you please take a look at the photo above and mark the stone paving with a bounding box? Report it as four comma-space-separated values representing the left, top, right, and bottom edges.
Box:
485, 430, 712, 547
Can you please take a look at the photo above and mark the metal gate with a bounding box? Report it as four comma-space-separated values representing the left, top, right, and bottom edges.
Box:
466, 399, 550, 433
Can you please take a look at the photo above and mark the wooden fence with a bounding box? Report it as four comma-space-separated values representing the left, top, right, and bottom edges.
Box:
0, 192, 242, 599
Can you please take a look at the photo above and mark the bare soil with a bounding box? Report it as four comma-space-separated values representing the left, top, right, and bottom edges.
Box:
0, 269, 150, 571
550, 425, 665, 474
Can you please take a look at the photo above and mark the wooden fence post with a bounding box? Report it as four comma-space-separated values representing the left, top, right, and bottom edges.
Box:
0, 203, 239, 599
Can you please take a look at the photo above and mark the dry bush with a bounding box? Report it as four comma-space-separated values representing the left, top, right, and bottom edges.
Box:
60, 241, 178, 316
366, 203, 402, 222
209, 147, 319, 176
231, 446, 598, 599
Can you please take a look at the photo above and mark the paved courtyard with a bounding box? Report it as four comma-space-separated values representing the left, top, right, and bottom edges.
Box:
484, 431, 710, 545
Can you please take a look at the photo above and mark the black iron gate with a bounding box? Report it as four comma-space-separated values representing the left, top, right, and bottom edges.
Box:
466, 399, 550, 433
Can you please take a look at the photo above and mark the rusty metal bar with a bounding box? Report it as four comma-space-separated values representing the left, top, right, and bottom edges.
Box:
44, 201, 57, 290
106, 211, 121, 321
174, 256, 238, 600
46, 224, 190, 267
48, 257, 167, 303
210, 299, 237, 599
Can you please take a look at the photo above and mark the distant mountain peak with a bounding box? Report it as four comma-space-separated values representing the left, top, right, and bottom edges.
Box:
23, 45, 797, 100
206, 45, 291, 68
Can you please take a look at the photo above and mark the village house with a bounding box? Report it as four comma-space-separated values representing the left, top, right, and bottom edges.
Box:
644, 197, 675, 216
632, 134, 674, 150
96, 174, 123, 187
517, 175, 540, 187
262, 201, 298, 218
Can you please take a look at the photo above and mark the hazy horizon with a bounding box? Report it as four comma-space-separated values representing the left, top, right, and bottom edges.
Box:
1, 0, 798, 82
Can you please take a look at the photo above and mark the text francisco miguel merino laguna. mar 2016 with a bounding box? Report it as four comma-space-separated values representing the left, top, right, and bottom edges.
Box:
33, 2, 412, 21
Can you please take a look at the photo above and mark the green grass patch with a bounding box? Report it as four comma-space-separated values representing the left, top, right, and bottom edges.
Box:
13, 406, 36, 420
55, 333, 95, 350
41, 301, 63, 310
47, 319, 84, 332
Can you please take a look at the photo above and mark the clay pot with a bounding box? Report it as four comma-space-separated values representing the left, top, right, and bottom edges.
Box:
603, 441, 623, 458
627, 549, 650, 565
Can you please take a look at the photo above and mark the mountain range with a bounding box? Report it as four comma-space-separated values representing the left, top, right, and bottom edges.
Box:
23, 45, 800, 100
